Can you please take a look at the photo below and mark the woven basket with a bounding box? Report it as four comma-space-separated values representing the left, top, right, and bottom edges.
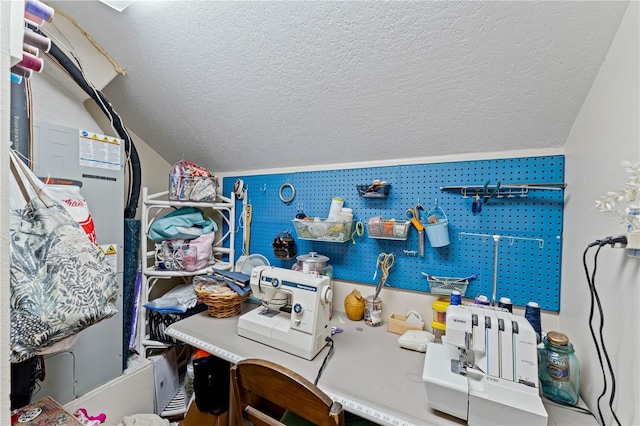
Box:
194, 282, 250, 318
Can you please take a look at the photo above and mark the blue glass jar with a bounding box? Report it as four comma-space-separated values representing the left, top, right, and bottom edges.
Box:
538, 331, 580, 405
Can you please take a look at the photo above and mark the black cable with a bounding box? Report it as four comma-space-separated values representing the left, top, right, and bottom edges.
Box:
542, 395, 596, 418
31, 24, 142, 218
314, 337, 334, 385
591, 245, 622, 426
584, 238, 625, 426
583, 244, 607, 426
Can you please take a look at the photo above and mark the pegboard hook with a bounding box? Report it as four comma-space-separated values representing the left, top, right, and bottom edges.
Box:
260, 183, 267, 192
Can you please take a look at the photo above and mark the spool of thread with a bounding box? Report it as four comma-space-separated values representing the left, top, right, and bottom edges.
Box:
22, 45, 39, 56
498, 297, 513, 313
450, 290, 462, 306
23, 28, 51, 52
25, 0, 55, 23
475, 295, 490, 306
24, 11, 45, 26
17, 51, 43, 73
11, 65, 33, 79
525, 301, 542, 343
11, 73, 22, 84
327, 197, 344, 221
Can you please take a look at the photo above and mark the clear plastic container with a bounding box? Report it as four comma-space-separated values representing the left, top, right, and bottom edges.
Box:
169, 174, 218, 202
431, 320, 446, 343
364, 295, 382, 327
292, 252, 333, 277
432, 297, 450, 326
538, 331, 580, 405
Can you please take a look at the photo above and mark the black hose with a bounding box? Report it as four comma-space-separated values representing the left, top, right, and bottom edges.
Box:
33, 25, 141, 218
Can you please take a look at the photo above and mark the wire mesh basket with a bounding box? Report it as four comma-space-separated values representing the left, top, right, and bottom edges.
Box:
356, 183, 391, 198
424, 274, 470, 296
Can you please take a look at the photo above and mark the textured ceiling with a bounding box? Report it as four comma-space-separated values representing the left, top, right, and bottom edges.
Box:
46, 1, 629, 174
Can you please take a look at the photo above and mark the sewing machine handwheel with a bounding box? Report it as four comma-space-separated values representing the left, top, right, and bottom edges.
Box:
321, 286, 333, 306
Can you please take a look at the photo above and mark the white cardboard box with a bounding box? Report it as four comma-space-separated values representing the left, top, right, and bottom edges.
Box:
64, 357, 154, 422
149, 347, 179, 415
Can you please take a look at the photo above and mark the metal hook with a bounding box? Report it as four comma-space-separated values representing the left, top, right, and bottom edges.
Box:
260, 184, 267, 192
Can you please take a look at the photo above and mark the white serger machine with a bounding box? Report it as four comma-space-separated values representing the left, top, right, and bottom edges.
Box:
238, 266, 333, 360
422, 304, 548, 425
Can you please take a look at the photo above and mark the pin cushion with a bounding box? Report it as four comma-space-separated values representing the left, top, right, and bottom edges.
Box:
344, 289, 366, 321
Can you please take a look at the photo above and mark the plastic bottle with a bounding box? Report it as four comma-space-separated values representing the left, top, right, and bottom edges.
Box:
538, 331, 580, 405
339, 207, 353, 222
327, 197, 344, 222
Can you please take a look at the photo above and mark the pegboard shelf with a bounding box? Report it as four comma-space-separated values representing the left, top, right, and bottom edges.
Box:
224, 155, 565, 312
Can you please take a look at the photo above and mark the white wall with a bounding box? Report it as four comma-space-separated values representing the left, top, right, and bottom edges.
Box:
562, 2, 639, 425
30, 73, 103, 132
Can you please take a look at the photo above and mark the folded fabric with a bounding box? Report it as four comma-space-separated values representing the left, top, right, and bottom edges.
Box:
148, 206, 217, 242
211, 269, 252, 296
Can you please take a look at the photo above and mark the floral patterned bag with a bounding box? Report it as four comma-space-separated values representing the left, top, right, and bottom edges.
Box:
9, 150, 119, 363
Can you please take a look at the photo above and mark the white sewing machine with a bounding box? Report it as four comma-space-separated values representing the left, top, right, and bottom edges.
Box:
237, 266, 333, 360
422, 304, 548, 425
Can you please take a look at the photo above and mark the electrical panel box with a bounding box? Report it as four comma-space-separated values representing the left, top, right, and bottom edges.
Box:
30, 121, 125, 404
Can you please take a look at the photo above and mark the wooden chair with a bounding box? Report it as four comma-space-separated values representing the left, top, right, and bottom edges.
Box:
230, 358, 345, 426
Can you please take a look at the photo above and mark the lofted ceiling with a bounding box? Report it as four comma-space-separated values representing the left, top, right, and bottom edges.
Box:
44, 1, 629, 174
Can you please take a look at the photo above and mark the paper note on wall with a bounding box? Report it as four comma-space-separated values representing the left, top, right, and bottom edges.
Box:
78, 130, 122, 171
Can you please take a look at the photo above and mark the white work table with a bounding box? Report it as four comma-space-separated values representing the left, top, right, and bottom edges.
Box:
166, 302, 596, 426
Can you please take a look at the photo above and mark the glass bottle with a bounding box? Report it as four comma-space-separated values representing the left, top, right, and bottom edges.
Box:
538, 331, 580, 405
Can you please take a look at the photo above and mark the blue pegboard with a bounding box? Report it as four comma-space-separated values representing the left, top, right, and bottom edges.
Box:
224, 155, 564, 311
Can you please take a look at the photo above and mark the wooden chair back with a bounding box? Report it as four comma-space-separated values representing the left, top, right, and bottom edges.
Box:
230, 358, 345, 426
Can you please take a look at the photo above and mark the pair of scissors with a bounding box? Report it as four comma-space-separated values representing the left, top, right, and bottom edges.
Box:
405, 203, 425, 257
373, 252, 396, 300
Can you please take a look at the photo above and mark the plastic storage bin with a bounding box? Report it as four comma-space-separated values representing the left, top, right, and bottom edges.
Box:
432, 297, 450, 326
366, 219, 411, 240
154, 240, 209, 272
292, 218, 354, 242
431, 320, 446, 343
169, 174, 218, 202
